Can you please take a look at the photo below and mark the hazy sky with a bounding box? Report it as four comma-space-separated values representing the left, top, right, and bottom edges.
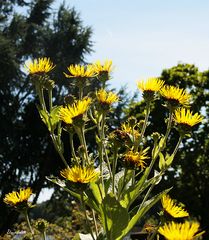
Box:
38, 0, 209, 202
51, 0, 209, 93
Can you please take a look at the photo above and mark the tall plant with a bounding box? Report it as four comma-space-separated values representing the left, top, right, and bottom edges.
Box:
4, 58, 205, 240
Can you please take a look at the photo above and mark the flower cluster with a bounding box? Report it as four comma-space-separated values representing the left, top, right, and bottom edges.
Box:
158, 195, 205, 239
6, 57, 204, 240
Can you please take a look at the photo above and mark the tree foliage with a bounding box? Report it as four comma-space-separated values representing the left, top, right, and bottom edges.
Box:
0, 0, 93, 231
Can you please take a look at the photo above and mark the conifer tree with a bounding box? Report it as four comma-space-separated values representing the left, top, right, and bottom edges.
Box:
0, 0, 92, 231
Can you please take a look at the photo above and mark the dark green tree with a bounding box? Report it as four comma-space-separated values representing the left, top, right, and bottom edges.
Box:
0, 0, 93, 231
128, 63, 209, 238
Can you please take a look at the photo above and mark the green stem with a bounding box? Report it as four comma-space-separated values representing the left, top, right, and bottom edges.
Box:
77, 126, 89, 165
104, 149, 113, 190
48, 88, 53, 112
92, 209, 99, 238
118, 168, 128, 200
81, 193, 95, 240
79, 85, 83, 100
172, 136, 183, 157
50, 133, 68, 168
163, 110, 173, 146
40, 88, 47, 112
99, 144, 104, 190
147, 225, 160, 240
139, 184, 155, 211
148, 212, 166, 240
69, 133, 78, 164
97, 112, 113, 192
138, 171, 164, 213
139, 102, 151, 144
42, 231, 47, 240
112, 146, 118, 195
132, 170, 135, 185
24, 210, 34, 236
36, 85, 46, 111
144, 109, 174, 183
97, 119, 104, 189
101, 113, 113, 192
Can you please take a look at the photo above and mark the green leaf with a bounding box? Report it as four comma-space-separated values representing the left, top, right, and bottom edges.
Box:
46, 176, 81, 199
100, 193, 129, 240
89, 182, 103, 204
72, 233, 81, 240
165, 153, 174, 167
37, 106, 60, 132
159, 136, 165, 149
49, 106, 61, 131
119, 188, 171, 239
119, 168, 150, 208
117, 170, 132, 196
46, 176, 100, 212
159, 152, 165, 170
38, 108, 50, 128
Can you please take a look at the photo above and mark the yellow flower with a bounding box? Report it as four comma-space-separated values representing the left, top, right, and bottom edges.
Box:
158, 221, 205, 240
121, 123, 140, 140
161, 194, 189, 218
160, 85, 191, 106
25, 57, 55, 75
137, 77, 164, 92
59, 98, 91, 124
121, 123, 132, 133
122, 122, 140, 135
93, 60, 113, 75
174, 108, 203, 127
123, 148, 149, 169
4, 187, 32, 207
60, 166, 99, 183
96, 89, 119, 105
64, 64, 96, 78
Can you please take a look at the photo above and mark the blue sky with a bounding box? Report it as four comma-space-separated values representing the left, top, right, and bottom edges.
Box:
38, 0, 209, 202
51, 0, 209, 94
